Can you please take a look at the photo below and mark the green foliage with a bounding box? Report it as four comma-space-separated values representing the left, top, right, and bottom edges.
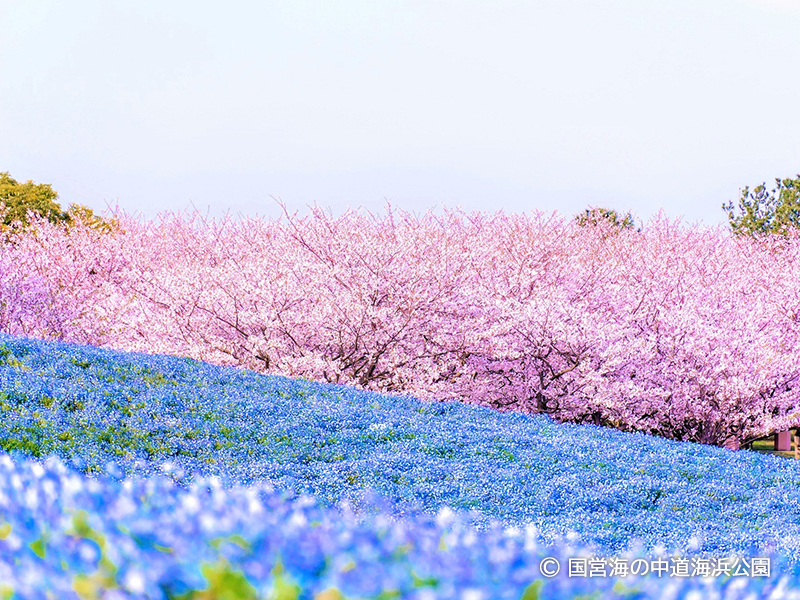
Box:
0, 171, 115, 233
29, 536, 46, 559
0, 171, 66, 227
172, 560, 261, 600
574, 207, 638, 231
65, 202, 117, 233
723, 175, 800, 238
69, 510, 120, 600
519, 581, 543, 600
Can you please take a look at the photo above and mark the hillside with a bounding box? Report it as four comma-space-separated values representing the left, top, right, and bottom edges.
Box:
2, 333, 800, 597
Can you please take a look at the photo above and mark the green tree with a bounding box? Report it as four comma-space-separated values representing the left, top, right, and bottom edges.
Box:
0, 171, 114, 233
0, 171, 67, 227
723, 175, 800, 238
65, 202, 117, 234
574, 207, 638, 231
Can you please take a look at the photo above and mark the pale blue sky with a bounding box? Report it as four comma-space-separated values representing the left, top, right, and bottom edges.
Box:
2, 0, 799, 226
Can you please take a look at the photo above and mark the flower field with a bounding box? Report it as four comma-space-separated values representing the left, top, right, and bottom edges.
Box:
3, 207, 800, 449
3, 333, 800, 598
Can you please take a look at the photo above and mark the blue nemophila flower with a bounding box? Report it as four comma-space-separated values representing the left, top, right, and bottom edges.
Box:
2, 334, 800, 597
5, 453, 795, 599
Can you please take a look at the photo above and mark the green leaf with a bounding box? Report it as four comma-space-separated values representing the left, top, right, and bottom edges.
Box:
269, 560, 300, 600
29, 536, 46, 559
172, 560, 260, 600
519, 580, 543, 600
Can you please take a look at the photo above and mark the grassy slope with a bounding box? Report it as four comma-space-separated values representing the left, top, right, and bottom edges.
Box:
2, 333, 800, 560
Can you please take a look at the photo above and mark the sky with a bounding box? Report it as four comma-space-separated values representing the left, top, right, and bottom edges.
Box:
1, 0, 799, 227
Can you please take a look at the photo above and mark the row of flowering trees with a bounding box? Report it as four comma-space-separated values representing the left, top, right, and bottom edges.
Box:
2, 204, 799, 449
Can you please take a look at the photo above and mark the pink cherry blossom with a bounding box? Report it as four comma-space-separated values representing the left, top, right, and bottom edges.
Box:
2, 205, 798, 448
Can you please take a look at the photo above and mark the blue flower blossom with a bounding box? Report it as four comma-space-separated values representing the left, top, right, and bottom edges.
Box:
2, 333, 800, 597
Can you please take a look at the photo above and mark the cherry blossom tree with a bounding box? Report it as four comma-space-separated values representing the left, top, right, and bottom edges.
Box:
2, 205, 799, 448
